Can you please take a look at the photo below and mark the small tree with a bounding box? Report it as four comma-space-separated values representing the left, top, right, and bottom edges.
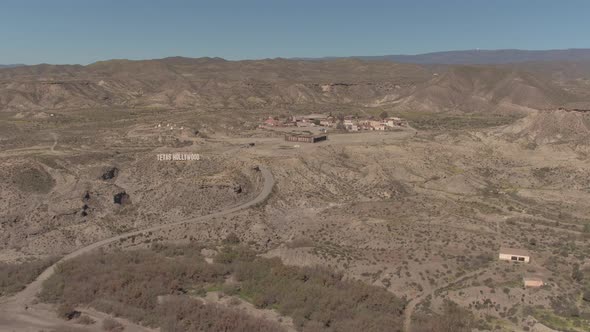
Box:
379, 111, 389, 119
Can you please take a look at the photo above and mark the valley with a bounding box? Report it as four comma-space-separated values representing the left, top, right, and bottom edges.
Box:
1, 58, 590, 332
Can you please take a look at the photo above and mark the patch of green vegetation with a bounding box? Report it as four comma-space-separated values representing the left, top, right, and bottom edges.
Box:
534, 308, 590, 332
41, 243, 406, 332
496, 278, 522, 289
395, 111, 520, 130
482, 315, 515, 332
499, 180, 520, 193
204, 284, 223, 293
413, 300, 475, 332
448, 165, 465, 175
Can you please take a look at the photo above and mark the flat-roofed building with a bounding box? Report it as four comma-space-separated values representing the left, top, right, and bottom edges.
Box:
523, 276, 544, 288
285, 134, 327, 143
499, 247, 530, 263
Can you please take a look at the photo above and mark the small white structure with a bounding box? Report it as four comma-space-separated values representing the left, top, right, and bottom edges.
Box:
523, 276, 544, 288
499, 247, 530, 263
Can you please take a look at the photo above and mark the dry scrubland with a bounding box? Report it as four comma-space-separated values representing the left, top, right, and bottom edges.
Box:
1, 57, 590, 331
40, 242, 408, 332
0, 256, 58, 297
1, 106, 590, 332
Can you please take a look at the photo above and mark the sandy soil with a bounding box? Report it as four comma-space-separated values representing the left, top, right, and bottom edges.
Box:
1, 108, 589, 331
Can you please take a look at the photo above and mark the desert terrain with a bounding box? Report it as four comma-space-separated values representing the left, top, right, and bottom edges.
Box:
0, 58, 589, 332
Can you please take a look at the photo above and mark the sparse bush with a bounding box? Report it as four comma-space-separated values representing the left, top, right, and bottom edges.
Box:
285, 237, 314, 249
229, 297, 242, 306
223, 232, 240, 244
0, 256, 58, 296
413, 300, 474, 332
158, 297, 282, 332
77, 315, 96, 325
102, 318, 124, 332
57, 303, 79, 320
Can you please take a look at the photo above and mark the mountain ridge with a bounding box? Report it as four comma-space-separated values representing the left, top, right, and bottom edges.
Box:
0, 64, 25, 69
297, 48, 590, 65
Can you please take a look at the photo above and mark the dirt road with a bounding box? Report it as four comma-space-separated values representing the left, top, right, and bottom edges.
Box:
0, 165, 274, 331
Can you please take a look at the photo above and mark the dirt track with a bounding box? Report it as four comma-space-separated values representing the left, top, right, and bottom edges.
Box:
0, 165, 274, 331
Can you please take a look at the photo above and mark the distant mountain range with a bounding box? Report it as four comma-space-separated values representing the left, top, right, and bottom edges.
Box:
302, 49, 590, 65
0, 64, 25, 69
4, 49, 590, 68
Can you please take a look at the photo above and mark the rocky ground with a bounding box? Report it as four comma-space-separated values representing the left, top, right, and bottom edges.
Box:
1, 106, 589, 331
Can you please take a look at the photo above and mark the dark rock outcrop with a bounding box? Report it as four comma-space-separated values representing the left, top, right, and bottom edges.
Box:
101, 167, 119, 180
114, 192, 130, 205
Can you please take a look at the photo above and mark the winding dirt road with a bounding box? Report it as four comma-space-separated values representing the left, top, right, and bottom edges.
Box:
0, 165, 274, 331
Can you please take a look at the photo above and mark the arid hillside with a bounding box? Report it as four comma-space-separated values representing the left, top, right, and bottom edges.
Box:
397, 66, 576, 113
495, 109, 590, 144
0, 58, 429, 111
2, 56, 590, 332
1, 58, 588, 114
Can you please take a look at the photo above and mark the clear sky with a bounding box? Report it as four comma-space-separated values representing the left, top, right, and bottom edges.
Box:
2, 0, 590, 65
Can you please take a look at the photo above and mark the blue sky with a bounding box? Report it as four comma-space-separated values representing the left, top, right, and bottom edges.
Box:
1, 0, 589, 64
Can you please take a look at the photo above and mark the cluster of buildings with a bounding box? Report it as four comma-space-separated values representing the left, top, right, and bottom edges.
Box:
154, 123, 184, 131
498, 247, 545, 288
341, 117, 407, 131
262, 113, 407, 132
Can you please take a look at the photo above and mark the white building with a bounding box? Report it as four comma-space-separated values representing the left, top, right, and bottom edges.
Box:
499, 248, 530, 263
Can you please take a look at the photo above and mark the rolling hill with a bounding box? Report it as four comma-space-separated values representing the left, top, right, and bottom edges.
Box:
0, 57, 588, 113
394, 65, 576, 112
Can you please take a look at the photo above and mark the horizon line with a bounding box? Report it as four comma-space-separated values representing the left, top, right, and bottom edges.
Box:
3, 47, 590, 67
